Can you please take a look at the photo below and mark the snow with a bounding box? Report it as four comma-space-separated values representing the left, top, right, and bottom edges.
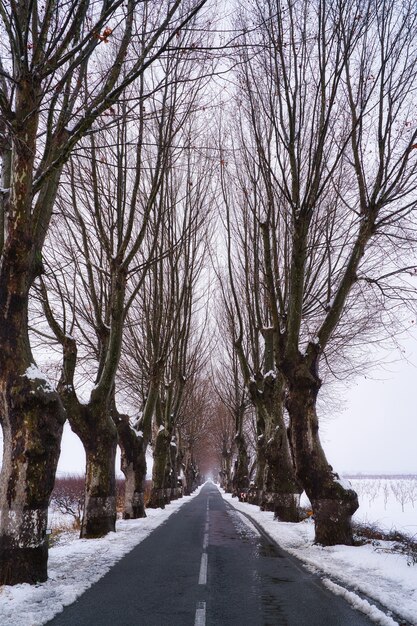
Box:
0, 487, 203, 626
345, 478, 417, 537
335, 477, 354, 490
221, 489, 417, 625
23, 364, 55, 392
158, 425, 165, 433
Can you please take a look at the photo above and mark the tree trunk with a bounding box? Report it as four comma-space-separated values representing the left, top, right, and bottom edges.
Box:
65, 398, 118, 538
183, 447, 196, 495
0, 370, 65, 584
0, 268, 65, 583
262, 428, 301, 521
286, 365, 358, 545
147, 427, 171, 509
168, 438, 181, 500
0, 75, 67, 585
258, 374, 302, 521
220, 447, 233, 493
116, 415, 147, 519
232, 433, 250, 498
82, 414, 118, 538
247, 407, 265, 506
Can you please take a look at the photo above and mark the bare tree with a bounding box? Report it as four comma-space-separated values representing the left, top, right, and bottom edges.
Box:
40, 28, 211, 536
220, 198, 302, 519
224, 0, 417, 545
209, 398, 236, 491
0, 0, 208, 584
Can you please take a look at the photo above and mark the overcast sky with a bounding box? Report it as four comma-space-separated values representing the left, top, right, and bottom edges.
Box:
321, 336, 417, 475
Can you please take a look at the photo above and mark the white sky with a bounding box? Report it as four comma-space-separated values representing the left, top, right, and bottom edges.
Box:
321, 336, 417, 475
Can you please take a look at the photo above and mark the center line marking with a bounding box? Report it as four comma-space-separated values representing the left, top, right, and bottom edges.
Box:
194, 601, 206, 626
203, 532, 209, 549
198, 552, 208, 585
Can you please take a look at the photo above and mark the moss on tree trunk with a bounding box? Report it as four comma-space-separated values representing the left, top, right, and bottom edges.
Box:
0, 371, 65, 584
66, 399, 118, 539
116, 415, 147, 519
147, 428, 171, 509
286, 367, 358, 545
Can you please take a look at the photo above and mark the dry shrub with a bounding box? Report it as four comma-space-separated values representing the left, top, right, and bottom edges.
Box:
353, 521, 417, 566
51, 474, 85, 525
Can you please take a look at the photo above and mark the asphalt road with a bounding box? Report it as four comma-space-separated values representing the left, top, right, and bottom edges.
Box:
47, 483, 376, 625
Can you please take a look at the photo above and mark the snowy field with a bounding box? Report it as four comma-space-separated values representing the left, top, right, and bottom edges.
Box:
0, 479, 416, 626
348, 477, 417, 537
223, 478, 417, 626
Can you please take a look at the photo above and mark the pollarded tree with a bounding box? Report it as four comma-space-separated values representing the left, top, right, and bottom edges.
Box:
219, 194, 302, 519
211, 303, 251, 498
0, 0, 208, 584
39, 27, 211, 536
209, 398, 236, 491
147, 160, 213, 508
229, 0, 417, 545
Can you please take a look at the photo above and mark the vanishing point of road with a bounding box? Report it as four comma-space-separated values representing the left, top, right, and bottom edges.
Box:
47, 483, 376, 625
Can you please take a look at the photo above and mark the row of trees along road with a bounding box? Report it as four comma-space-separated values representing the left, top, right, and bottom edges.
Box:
218, 0, 417, 546
0, 0, 212, 585
1, 0, 417, 586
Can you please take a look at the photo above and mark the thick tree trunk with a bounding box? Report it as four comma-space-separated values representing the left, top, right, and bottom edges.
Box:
0, 76, 67, 584
0, 266, 64, 584
183, 448, 197, 495
82, 415, 118, 538
0, 370, 65, 584
286, 366, 358, 545
65, 398, 118, 538
220, 448, 233, 493
147, 427, 171, 509
258, 375, 302, 521
116, 415, 147, 519
262, 428, 301, 521
232, 433, 250, 498
247, 407, 266, 506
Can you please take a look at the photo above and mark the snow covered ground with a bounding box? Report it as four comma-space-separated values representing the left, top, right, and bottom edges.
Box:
348, 477, 417, 537
0, 488, 203, 626
222, 487, 417, 626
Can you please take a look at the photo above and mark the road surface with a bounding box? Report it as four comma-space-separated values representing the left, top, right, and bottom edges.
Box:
47, 483, 376, 625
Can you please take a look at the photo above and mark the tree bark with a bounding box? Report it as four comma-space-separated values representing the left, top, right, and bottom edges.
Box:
286, 361, 358, 545
116, 414, 147, 519
62, 392, 118, 538
0, 240, 65, 583
147, 427, 171, 509
232, 433, 250, 498
81, 408, 118, 538
246, 406, 265, 506
0, 76, 66, 582
219, 446, 233, 493
258, 374, 302, 521
0, 368, 65, 584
